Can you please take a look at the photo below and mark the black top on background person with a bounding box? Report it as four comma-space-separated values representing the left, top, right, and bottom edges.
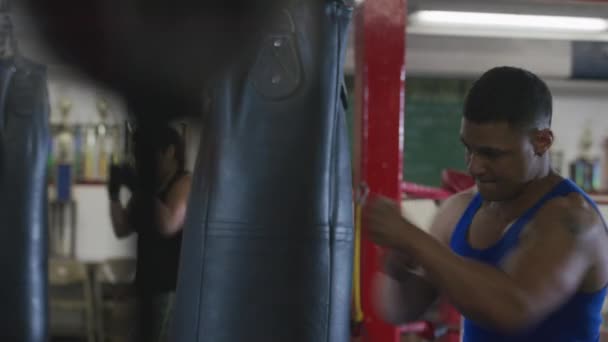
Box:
108, 125, 192, 293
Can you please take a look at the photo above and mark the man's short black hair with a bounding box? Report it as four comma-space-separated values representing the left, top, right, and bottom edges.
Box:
463, 66, 552, 129
133, 125, 186, 171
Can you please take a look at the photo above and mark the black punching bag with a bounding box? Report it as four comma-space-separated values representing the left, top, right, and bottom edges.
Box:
0, 57, 49, 341
171, 1, 354, 341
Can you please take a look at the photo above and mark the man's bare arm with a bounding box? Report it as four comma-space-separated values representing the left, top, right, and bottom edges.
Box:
397, 197, 597, 332
374, 192, 473, 324
155, 175, 192, 237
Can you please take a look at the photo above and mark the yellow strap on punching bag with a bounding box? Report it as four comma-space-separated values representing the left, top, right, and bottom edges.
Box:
352, 184, 369, 324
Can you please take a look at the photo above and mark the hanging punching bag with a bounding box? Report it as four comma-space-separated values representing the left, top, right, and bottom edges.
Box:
0, 57, 50, 341
171, 1, 354, 341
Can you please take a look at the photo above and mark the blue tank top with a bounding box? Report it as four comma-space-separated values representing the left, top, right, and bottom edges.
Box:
450, 179, 607, 342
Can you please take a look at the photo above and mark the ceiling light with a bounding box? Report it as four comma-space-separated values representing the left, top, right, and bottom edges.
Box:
410, 11, 608, 33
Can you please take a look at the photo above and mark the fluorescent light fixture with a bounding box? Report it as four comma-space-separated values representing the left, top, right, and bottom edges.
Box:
410, 11, 608, 33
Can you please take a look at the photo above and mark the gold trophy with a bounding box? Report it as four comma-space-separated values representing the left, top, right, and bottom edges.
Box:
96, 99, 110, 180
56, 98, 74, 165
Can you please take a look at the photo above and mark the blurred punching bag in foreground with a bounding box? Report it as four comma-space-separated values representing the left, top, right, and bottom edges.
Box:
0, 11, 50, 341
171, 1, 355, 341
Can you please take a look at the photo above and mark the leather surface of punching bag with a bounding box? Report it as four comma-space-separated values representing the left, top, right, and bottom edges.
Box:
171, 1, 354, 341
0, 57, 49, 341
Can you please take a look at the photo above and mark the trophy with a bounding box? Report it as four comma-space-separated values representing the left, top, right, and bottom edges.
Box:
570, 124, 600, 192
50, 98, 77, 258
56, 99, 74, 165
96, 99, 110, 180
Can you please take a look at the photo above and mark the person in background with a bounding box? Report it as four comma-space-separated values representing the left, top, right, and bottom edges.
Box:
367, 66, 608, 342
107, 125, 192, 342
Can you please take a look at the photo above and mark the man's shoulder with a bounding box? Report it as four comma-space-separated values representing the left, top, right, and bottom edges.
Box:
439, 188, 478, 221
429, 189, 478, 244
534, 192, 603, 239
444, 188, 478, 208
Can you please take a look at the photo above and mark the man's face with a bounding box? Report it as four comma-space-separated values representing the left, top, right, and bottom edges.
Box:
460, 119, 537, 201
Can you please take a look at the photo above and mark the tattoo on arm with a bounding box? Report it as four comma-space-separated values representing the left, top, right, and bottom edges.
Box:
561, 211, 584, 236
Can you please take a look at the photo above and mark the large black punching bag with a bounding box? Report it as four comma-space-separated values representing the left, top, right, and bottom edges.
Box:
0, 56, 49, 341
171, 1, 354, 341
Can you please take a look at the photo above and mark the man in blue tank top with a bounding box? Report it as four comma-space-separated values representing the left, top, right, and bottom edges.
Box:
365, 66, 608, 341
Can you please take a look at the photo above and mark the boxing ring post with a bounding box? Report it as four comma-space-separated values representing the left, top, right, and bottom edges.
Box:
352, 0, 407, 341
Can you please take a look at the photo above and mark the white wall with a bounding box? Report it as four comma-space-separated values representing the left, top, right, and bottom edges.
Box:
72, 186, 137, 262
48, 184, 137, 262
